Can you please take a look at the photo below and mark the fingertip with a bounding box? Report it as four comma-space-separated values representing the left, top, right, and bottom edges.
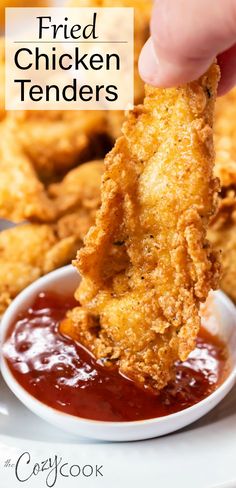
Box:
139, 38, 213, 88
138, 38, 160, 86
138, 38, 185, 88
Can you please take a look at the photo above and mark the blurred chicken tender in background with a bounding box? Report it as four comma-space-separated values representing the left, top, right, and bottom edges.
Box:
207, 87, 236, 303
0, 159, 104, 313
0, 39, 5, 120
9, 110, 107, 182
0, 223, 77, 314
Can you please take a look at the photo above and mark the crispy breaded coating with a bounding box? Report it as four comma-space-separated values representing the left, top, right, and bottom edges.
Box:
0, 224, 77, 314
208, 189, 236, 303
61, 65, 220, 391
0, 120, 56, 222
10, 110, 107, 181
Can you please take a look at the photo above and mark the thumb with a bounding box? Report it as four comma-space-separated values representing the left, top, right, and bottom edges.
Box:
139, 0, 236, 88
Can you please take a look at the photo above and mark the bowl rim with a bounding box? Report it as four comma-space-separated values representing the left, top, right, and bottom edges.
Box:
1, 264, 236, 428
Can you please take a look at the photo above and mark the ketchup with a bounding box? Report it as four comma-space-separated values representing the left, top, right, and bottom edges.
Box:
3, 291, 229, 422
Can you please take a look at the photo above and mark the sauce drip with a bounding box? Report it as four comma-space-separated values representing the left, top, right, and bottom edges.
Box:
3, 292, 228, 422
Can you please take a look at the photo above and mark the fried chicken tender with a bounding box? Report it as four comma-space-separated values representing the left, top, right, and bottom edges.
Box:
0, 160, 104, 314
0, 120, 56, 222
206, 88, 236, 303
208, 190, 236, 303
0, 224, 77, 315
0, 39, 5, 121
49, 160, 104, 241
10, 110, 107, 181
215, 87, 236, 187
0, 96, 104, 222
49, 160, 104, 214
61, 64, 220, 391
0, 111, 104, 225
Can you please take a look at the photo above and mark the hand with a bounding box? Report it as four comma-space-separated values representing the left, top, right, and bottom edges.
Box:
139, 0, 236, 95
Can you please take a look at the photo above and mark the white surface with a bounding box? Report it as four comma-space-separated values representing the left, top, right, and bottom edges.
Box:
1, 266, 236, 442
0, 266, 236, 486
0, 376, 236, 488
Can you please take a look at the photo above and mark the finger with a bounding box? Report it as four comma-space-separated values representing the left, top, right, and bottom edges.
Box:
139, 37, 213, 88
139, 0, 236, 87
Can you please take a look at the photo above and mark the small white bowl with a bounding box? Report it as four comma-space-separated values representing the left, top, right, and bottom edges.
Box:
1, 265, 236, 442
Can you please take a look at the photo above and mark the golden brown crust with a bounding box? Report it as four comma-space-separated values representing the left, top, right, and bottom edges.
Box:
62, 64, 220, 391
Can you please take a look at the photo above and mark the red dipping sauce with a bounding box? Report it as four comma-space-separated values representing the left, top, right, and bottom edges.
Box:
3, 291, 229, 422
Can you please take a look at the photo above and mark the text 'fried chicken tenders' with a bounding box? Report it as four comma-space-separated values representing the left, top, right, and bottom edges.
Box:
61, 64, 221, 391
